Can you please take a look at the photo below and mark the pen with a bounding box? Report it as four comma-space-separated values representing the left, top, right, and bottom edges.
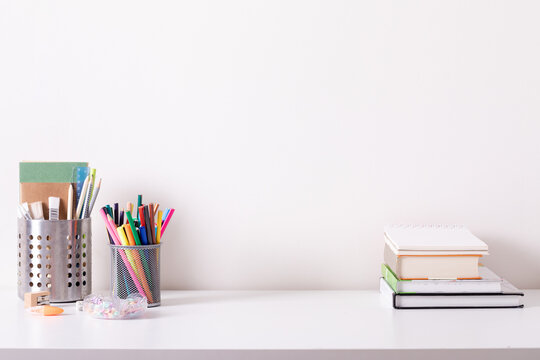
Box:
113, 203, 119, 225
126, 211, 141, 245
136, 195, 142, 221
161, 208, 175, 237
144, 205, 153, 244
156, 210, 162, 243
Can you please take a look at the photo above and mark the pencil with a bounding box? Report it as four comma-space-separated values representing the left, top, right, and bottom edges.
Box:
75, 175, 90, 219
67, 184, 73, 220
82, 173, 94, 219
89, 168, 96, 198
88, 178, 101, 216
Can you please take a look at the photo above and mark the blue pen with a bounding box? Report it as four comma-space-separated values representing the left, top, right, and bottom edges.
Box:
140, 226, 148, 245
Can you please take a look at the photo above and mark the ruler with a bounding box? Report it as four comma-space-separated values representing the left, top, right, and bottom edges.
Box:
73, 167, 90, 205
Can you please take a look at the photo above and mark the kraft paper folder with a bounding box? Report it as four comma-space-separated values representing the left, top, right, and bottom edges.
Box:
19, 162, 88, 220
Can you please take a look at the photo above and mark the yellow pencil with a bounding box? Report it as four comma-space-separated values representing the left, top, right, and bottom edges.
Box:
156, 210, 162, 244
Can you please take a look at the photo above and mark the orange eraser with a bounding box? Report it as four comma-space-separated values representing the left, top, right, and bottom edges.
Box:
29, 305, 64, 316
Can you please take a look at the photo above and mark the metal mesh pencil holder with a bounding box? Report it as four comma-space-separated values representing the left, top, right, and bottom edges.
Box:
17, 218, 92, 302
110, 244, 161, 307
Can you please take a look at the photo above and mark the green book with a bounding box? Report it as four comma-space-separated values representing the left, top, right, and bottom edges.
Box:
19, 162, 88, 183
381, 263, 405, 293
381, 263, 503, 294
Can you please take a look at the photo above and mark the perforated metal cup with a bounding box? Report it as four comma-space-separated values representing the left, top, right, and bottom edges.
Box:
110, 244, 161, 307
17, 218, 92, 302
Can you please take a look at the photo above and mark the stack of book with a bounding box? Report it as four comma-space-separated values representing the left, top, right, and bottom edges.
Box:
380, 225, 524, 309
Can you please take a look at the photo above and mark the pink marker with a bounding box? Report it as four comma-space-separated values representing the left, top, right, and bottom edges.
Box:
99, 208, 146, 298
160, 208, 175, 237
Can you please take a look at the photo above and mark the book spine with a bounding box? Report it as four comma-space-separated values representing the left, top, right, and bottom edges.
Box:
381, 264, 400, 293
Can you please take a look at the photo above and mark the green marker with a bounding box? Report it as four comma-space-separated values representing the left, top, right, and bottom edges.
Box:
126, 211, 141, 245
136, 194, 142, 221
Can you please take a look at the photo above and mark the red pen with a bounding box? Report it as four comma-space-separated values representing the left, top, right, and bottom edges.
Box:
139, 206, 146, 227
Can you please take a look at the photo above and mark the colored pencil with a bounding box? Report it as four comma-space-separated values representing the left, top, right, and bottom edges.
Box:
82, 173, 94, 219
88, 178, 101, 216
89, 168, 96, 199
75, 175, 90, 219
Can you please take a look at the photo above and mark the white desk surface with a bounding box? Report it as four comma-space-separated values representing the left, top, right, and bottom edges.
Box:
2, 289, 540, 360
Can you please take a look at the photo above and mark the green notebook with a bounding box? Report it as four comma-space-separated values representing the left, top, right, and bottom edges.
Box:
19, 162, 88, 183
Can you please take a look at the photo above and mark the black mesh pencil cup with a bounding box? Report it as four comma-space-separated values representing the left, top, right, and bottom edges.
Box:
110, 243, 161, 307
17, 218, 92, 302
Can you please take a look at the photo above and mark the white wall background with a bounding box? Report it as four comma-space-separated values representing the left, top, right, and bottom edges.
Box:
1, 0, 539, 290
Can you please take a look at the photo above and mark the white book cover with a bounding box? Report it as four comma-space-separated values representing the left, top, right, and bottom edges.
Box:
384, 224, 488, 253
394, 266, 503, 293
380, 278, 524, 309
